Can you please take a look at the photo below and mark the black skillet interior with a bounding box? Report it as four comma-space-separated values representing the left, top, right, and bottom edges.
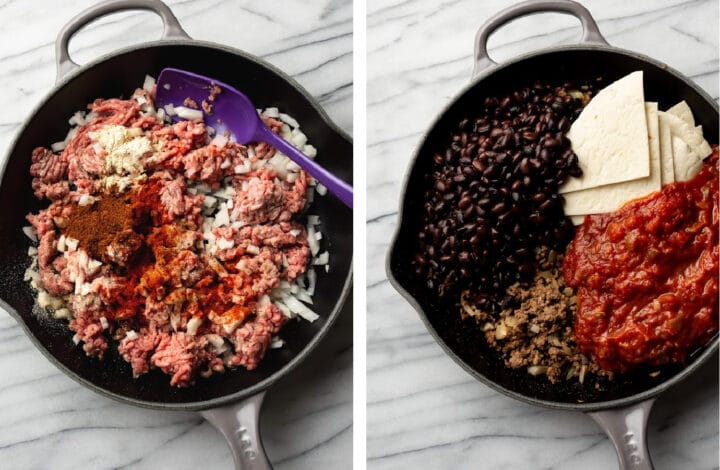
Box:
389, 47, 719, 405
0, 43, 352, 406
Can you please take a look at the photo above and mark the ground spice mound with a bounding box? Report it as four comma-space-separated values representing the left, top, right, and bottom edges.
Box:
65, 191, 138, 262
461, 247, 611, 384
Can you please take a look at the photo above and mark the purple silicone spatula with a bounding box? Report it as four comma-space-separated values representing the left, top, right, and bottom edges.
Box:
155, 68, 353, 208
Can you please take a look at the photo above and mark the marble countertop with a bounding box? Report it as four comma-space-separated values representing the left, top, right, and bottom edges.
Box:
0, 1, 352, 469
367, 1, 718, 469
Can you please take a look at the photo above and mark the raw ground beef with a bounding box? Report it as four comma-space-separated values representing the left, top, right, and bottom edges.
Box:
24, 79, 326, 387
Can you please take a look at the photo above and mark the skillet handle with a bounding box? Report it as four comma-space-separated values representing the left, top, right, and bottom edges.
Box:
473, 0, 608, 78
55, 0, 191, 83
200, 392, 273, 470
587, 398, 656, 470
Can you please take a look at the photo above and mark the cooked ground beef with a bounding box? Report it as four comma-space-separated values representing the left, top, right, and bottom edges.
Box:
461, 247, 612, 384
183, 97, 199, 109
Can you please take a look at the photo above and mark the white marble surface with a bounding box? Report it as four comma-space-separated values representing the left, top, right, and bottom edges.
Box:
0, 1, 352, 469
367, 1, 718, 469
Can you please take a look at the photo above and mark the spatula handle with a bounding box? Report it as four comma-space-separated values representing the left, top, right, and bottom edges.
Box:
258, 125, 354, 208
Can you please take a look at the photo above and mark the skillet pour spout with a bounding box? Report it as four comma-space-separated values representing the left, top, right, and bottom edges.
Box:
386, 1, 718, 469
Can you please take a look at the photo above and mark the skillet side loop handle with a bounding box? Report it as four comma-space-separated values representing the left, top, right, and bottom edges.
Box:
200, 392, 272, 470
56, 0, 190, 83
588, 398, 656, 470
473, 0, 608, 78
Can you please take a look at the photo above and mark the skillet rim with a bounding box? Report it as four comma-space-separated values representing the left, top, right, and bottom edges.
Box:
386, 41, 720, 412
0, 38, 354, 411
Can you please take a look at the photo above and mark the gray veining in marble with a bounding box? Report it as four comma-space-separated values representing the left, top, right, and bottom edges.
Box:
0, 1, 352, 469
367, 1, 718, 469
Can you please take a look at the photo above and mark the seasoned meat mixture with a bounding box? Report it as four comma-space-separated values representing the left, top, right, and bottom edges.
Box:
24, 77, 328, 387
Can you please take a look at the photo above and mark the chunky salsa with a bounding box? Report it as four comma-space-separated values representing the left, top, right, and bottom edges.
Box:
563, 147, 719, 372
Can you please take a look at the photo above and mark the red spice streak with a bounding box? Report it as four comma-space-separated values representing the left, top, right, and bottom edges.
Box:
100, 190, 242, 323
564, 147, 719, 372
109, 249, 154, 320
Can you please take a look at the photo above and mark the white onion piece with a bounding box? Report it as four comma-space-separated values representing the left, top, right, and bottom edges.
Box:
282, 295, 319, 322
307, 268, 317, 296
174, 106, 204, 121
278, 113, 299, 129
307, 226, 320, 256
22, 226, 37, 243
186, 316, 202, 336
142, 75, 156, 93
212, 134, 228, 148
313, 251, 329, 265
51, 141, 66, 152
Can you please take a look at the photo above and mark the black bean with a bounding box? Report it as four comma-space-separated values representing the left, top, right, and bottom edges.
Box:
470, 162, 483, 176
532, 192, 547, 203
413, 79, 597, 300
491, 202, 506, 215
519, 158, 531, 175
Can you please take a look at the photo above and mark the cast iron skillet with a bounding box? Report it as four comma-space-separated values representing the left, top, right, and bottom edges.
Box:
0, 1, 352, 469
387, 1, 718, 469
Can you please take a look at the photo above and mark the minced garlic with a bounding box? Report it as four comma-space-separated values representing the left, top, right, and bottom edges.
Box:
90, 125, 151, 176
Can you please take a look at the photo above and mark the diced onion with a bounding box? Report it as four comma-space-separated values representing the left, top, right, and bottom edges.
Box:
78, 194, 95, 206
282, 295, 319, 322
313, 251, 329, 265
65, 237, 79, 251
278, 113, 299, 129
528, 366, 548, 376
186, 316, 202, 336
212, 134, 229, 148
307, 268, 317, 296
270, 337, 285, 349
22, 226, 38, 243
307, 226, 320, 256
51, 141, 66, 152
295, 289, 313, 304
303, 144, 317, 158
142, 75, 156, 93
216, 238, 234, 250
174, 106, 203, 121
57, 235, 66, 253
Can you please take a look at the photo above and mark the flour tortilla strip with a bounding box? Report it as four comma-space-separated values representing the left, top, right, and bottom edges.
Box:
570, 215, 585, 226
563, 102, 661, 215
658, 119, 675, 184
667, 100, 695, 127
560, 71, 649, 193
658, 111, 712, 159
672, 135, 704, 182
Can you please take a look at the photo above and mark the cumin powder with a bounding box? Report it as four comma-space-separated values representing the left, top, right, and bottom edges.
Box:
65, 191, 135, 260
